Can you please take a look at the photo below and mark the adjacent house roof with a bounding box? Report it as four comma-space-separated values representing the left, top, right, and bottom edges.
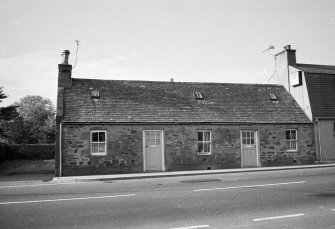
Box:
296, 63, 335, 74
304, 72, 335, 118
293, 63, 335, 118
61, 79, 310, 124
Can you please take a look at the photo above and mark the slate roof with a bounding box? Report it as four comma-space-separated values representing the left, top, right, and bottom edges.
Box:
62, 79, 311, 123
304, 72, 335, 118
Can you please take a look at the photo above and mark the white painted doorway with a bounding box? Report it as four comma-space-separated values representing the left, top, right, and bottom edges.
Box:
241, 130, 259, 167
143, 130, 165, 171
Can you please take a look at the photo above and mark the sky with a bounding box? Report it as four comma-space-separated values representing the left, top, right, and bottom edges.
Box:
1, 0, 335, 106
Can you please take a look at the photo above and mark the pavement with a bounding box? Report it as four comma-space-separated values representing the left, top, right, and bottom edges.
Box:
52, 163, 335, 183
0, 163, 334, 186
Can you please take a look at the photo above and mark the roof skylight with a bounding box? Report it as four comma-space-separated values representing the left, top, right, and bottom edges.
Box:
267, 93, 278, 101
193, 92, 203, 100
90, 89, 100, 99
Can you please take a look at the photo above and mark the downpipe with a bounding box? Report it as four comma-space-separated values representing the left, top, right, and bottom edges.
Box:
316, 118, 323, 164
59, 122, 62, 177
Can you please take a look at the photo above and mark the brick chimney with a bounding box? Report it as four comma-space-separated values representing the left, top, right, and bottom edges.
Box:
58, 50, 72, 88
274, 45, 297, 92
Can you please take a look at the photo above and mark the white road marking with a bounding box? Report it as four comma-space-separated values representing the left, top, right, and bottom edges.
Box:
253, 213, 305, 222
0, 182, 77, 189
332, 209, 335, 211
0, 194, 136, 205
170, 225, 210, 229
193, 181, 306, 192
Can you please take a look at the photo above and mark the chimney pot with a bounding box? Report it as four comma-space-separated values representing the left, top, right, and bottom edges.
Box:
284, 45, 291, 50
170, 78, 174, 82
61, 50, 70, 64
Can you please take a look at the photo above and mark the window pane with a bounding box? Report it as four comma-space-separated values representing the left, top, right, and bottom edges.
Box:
292, 140, 297, 150
250, 132, 254, 139
92, 143, 98, 153
242, 132, 246, 139
204, 143, 210, 153
198, 131, 203, 141
291, 130, 297, 140
242, 138, 247, 144
198, 143, 204, 153
286, 130, 291, 140
98, 143, 105, 152
145, 132, 150, 145
99, 132, 105, 142
204, 131, 210, 141
150, 132, 155, 145
156, 132, 161, 145
92, 132, 99, 142
250, 138, 254, 145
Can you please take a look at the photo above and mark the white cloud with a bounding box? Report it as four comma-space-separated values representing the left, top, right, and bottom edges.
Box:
0, 50, 59, 106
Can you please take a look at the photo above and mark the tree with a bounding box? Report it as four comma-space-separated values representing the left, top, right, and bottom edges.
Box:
0, 87, 18, 120
0, 87, 18, 143
3, 95, 56, 144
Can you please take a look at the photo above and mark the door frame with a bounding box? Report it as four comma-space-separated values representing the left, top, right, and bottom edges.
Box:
143, 130, 165, 172
240, 129, 260, 167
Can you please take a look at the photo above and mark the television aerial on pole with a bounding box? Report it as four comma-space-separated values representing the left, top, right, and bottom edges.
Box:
73, 40, 80, 69
262, 45, 275, 56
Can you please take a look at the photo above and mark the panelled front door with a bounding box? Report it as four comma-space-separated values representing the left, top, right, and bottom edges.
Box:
143, 131, 164, 171
241, 130, 258, 167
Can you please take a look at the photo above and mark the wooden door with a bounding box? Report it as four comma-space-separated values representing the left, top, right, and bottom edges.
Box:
144, 131, 164, 171
241, 130, 258, 167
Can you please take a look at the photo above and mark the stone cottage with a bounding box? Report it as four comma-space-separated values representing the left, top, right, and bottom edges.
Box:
55, 50, 315, 176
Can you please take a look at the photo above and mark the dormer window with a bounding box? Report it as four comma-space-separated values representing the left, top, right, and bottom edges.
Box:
90, 89, 100, 99
193, 92, 203, 100
267, 93, 278, 101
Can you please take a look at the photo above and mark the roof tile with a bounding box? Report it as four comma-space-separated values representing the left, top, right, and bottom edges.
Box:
305, 73, 335, 117
62, 79, 311, 123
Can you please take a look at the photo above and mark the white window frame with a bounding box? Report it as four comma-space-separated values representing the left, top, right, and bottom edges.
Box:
90, 130, 107, 156
197, 130, 212, 155
286, 129, 298, 152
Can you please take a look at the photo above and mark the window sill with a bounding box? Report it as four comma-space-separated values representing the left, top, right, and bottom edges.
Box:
91, 153, 107, 156
197, 152, 212, 156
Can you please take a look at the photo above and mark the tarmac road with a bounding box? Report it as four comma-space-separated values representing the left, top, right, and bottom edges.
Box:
0, 167, 334, 228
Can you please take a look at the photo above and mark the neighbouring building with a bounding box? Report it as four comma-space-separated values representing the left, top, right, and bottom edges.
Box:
55, 50, 315, 176
275, 45, 335, 163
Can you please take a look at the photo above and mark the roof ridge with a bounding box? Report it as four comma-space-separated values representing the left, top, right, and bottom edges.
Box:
297, 63, 335, 69
71, 78, 282, 87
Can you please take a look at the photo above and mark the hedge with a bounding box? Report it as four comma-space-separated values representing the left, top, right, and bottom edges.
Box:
0, 144, 55, 161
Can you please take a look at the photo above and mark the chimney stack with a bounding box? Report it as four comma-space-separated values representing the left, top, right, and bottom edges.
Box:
274, 45, 297, 92
55, 50, 71, 178
58, 50, 72, 88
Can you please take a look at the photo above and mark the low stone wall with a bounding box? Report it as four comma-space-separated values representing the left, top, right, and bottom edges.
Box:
0, 144, 55, 161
